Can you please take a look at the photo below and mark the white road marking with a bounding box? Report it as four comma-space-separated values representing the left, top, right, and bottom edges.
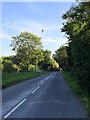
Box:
39, 74, 53, 84
3, 73, 56, 119
40, 74, 54, 85
4, 98, 26, 119
41, 82, 45, 85
31, 87, 36, 92
31, 86, 39, 94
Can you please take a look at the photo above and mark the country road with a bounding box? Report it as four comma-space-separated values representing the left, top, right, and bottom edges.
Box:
2, 72, 87, 118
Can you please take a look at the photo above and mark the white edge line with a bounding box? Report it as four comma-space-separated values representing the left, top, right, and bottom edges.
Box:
4, 98, 26, 119
31, 86, 39, 94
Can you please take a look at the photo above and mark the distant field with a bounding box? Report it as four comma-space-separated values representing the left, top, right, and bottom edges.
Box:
2, 71, 48, 89
63, 71, 89, 117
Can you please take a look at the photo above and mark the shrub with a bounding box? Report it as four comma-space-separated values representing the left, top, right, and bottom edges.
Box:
2, 59, 16, 72
28, 64, 36, 71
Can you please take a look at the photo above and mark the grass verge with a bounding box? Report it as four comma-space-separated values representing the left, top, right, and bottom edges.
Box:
2, 71, 48, 89
63, 71, 89, 117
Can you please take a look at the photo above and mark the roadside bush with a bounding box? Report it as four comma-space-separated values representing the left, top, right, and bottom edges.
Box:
13, 64, 21, 72
2, 59, 16, 72
28, 64, 36, 71
0, 57, 3, 70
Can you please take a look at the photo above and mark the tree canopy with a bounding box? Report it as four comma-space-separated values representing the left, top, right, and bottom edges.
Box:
2, 32, 60, 72
10, 32, 43, 71
53, 46, 67, 68
61, 2, 90, 90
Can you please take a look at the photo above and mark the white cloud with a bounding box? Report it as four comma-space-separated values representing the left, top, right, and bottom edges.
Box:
42, 37, 68, 46
0, 33, 11, 40
3, 20, 60, 37
42, 37, 68, 55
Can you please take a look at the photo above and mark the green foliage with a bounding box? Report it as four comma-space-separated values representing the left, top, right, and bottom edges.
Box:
13, 64, 21, 72
2, 59, 17, 72
39, 49, 52, 70
2, 56, 21, 72
0, 57, 3, 70
53, 46, 67, 68
50, 59, 59, 71
2, 71, 48, 88
62, 2, 90, 91
63, 71, 89, 115
28, 64, 36, 71
39, 49, 59, 71
11, 32, 43, 71
2, 32, 59, 72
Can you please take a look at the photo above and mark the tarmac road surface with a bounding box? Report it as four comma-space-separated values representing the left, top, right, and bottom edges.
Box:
2, 72, 87, 118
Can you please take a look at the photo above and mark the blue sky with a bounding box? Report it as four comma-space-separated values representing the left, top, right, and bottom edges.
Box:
1, 2, 75, 56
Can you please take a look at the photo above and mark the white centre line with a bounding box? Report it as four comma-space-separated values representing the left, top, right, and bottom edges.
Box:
41, 82, 45, 85
31, 86, 39, 94
3, 74, 54, 119
4, 98, 26, 119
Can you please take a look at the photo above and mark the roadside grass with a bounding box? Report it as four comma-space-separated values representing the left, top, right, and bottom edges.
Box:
2, 71, 48, 89
63, 71, 89, 116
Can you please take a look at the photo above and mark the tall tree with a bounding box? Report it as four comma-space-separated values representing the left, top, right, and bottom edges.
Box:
11, 32, 43, 71
61, 2, 90, 90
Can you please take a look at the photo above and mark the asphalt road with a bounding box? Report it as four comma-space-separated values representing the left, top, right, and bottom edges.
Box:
2, 72, 87, 118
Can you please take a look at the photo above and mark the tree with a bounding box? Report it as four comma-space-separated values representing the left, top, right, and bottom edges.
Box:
53, 46, 67, 69
61, 2, 90, 90
11, 32, 43, 71
39, 49, 52, 70
50, 59, 59, 71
